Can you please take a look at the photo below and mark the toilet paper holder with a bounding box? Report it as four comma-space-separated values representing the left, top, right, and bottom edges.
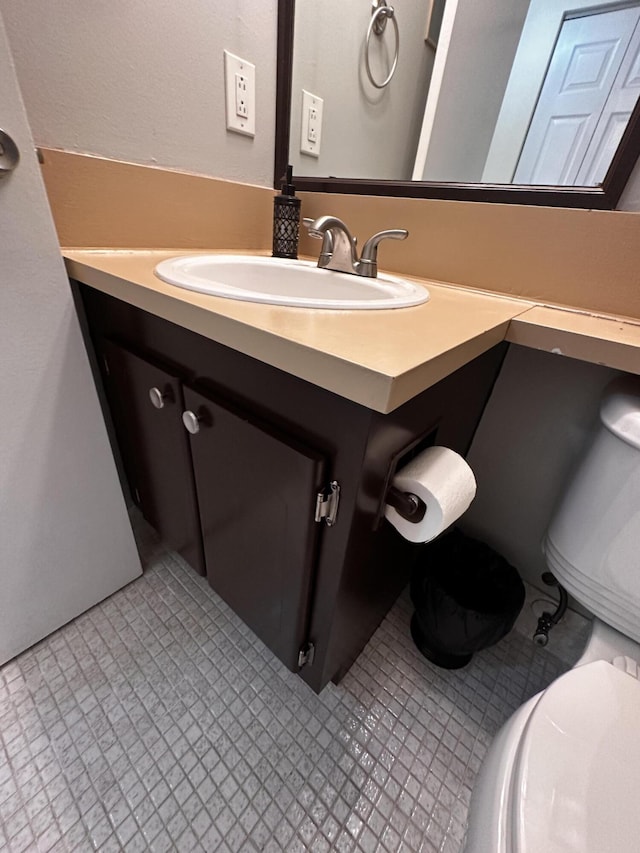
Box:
386, 486, 426, 523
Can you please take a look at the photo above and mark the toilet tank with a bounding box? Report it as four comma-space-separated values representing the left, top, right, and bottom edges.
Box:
544, 377, 640, 643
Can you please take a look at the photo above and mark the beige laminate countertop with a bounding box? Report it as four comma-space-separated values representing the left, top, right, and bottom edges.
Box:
64, 249, 640, 413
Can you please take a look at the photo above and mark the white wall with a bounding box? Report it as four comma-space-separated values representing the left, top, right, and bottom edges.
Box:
0, 13, 140, 663
418, 0, 532, 182
290, 0, 434, 180
461, 345, 619, 590
0, 0, 277, 188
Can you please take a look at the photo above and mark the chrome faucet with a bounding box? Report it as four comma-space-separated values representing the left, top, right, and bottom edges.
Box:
306, 216, 358, 275
304, 215, 408, 277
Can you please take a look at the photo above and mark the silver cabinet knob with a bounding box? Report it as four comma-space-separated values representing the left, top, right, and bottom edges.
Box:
0, 129, 20, 177
149, 387, 166, 409
182, 410, 200, 435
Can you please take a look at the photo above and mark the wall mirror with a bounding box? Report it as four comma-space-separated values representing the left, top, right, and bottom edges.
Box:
275, 0, 640, 208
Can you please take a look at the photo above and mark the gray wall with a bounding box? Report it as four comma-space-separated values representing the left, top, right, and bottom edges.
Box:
290, 0, 434, 180
618, 156, 640, 211
0, 0, 277, 187
421, 0, 531, 182
461, 345, 619, 590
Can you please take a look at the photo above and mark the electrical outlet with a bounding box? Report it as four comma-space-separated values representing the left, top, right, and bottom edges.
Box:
307, 108, 318, 142
235, 74, 248, 118
224, 50, 255, 137
301, 90, 323, 157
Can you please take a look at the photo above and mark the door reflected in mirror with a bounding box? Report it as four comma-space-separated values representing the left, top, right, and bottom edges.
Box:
289, 0, 640, 189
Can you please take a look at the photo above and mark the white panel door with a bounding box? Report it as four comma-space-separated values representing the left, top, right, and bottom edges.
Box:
0, 15, 141, 664
514, 5, 640, 185
576, 16, 640, 184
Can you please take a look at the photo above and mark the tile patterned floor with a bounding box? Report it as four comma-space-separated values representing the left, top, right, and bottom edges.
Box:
0, 527, 569, 853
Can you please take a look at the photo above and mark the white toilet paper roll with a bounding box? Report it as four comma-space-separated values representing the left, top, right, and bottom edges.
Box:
384, 446, 476, 543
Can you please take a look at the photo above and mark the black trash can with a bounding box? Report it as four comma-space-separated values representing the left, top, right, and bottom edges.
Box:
410, 528, 525, 669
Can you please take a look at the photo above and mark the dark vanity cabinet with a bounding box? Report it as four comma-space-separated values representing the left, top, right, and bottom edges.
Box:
102, 341, 205, 575
183, 386, 327, 671
78, 283, 506, 692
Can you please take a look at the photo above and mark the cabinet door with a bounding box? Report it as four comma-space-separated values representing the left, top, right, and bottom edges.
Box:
183, 386, 326, 671
103, 341, 205, 575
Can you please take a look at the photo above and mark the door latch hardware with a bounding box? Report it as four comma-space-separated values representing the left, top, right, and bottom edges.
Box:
0, 129, 20, 177
315, 480, 340, 526
298, 642, 315, 668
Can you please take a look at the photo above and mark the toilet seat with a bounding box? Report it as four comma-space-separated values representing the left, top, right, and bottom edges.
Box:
510, 659, 640, 853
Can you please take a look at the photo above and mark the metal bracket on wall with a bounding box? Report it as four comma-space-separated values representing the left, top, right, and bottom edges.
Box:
297, 642, 315, 668
315, 480, 340, 526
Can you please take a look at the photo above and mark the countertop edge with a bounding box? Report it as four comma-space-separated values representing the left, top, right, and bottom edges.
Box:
507, 306, 640, 375
65, 252, 640, 413
66, 256, 398, 411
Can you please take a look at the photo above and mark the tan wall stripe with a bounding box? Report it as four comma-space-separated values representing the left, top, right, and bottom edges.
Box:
41, 149, 640, 321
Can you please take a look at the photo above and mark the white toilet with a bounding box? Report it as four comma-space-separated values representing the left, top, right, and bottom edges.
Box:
464, 376, 640, 853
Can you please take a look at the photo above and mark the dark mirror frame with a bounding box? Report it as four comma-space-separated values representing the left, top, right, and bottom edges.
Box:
275, 0, 640, 209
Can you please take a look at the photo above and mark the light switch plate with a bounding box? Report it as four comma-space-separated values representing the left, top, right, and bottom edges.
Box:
300, 90, 323, 157
224, 50, 255, 137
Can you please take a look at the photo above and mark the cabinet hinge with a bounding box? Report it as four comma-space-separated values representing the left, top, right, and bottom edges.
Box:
315, 480, 340, 526
298, 642, 315, 669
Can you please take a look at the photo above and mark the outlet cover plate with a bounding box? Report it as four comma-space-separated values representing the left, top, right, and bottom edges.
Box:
301, 90, 323, 157
224, 50, 255, 137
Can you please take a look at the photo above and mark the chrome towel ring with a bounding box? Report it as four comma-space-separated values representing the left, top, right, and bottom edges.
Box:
365, 0, 399, 89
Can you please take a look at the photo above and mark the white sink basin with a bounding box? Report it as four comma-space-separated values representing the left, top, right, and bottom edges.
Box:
154, 255, 429, 310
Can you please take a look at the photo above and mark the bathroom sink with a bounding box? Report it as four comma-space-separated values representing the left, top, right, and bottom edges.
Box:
154, 255, 429, 310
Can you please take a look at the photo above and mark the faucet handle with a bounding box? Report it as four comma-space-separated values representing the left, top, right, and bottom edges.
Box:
359, 229, 408, 275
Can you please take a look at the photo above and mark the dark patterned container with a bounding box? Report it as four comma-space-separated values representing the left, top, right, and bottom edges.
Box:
273, 165, 301, 259
272, 194, 300, 259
